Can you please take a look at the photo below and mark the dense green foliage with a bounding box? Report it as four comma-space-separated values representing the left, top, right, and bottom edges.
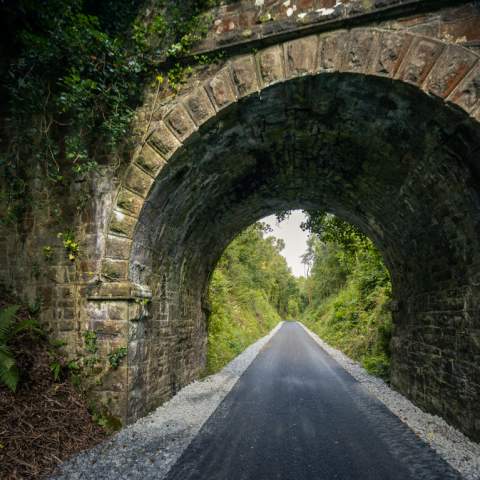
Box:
300, 213, 393, 380
0, 0, 218, 224
206, 223, 301, 374
0, 305, 42, 391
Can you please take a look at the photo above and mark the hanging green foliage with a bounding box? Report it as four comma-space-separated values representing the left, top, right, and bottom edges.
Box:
0, 0, 219, 225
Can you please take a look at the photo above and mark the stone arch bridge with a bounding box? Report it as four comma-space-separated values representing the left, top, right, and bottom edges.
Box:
2, 0, 480, 440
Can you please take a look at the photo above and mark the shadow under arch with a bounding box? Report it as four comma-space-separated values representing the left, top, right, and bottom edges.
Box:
122, 71, 480, 439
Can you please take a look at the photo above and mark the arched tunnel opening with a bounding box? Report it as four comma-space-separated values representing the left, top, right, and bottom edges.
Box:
127, 72, 480, 439
203, 207, 393, 380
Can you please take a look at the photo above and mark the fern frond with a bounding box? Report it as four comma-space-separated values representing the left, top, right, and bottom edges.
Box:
13, 317, 43, 337
0, 305, 19, 342
0, 348, 19, 392
0, 346, 15, 369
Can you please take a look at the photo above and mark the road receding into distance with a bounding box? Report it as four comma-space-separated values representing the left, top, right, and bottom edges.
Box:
165, 322, 462, 480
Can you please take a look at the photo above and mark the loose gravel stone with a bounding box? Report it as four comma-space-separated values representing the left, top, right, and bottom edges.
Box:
51, 323, 284, 480
299, 323, 480, 480
53, 321, 479, 480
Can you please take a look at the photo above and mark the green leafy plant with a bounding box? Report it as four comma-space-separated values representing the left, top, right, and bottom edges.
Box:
50, 338, 67, 348
83, 330, 97, 354
50, 360, 62, 381
300, 212, 393, 381
58, 232, 79, 261
91, 408, 122, 433
108, 347, 127, 369
206, 223, 301, 374
0, 306, 42, 391
0, 306, 20, 391
1, 0, 221, 227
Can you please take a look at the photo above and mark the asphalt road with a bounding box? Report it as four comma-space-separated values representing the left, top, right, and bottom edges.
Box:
165, 322, 462, 480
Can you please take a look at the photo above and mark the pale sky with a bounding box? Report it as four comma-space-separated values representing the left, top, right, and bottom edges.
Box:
262, 210, 309, 278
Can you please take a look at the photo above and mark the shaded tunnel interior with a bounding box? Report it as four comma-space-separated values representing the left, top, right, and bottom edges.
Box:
127, 73, 480, 439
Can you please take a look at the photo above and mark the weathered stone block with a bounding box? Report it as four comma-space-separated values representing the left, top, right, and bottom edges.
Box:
127, 364, 147, 392
108, 302, 129, 321
129, 340, 147, 364
93, 319, 127, 337
115, 188, 144, 217
318, 31, 349, 72
164, 104, 197, 142
124, 164, 154, 198
230, 55, 259, 97
135, 144, 165, 177
370, 31, 412, 77
128, 320, 146, 341
396, 38, 445, 86
342, 29, 380, 74
205, 68, 237, 110
96, 367, 128, 393
102, 259, 128, 281
105, 235, 132, 260
183, 88, 216, 126
449, 63, 480, 114
148, 122, 181, 159
87, 281, 140, 300
109, 210, 137, 238
472, 106, 480, 122
284, 35, 318, 78
257, 45, 285, 86
425, 46, 479, 99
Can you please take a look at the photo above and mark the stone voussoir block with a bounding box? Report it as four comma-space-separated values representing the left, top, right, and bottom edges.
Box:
317, 30, 349, 73
257, 45, 285, 87
425, 45, 479, 99
341, 29, 381, 74
369, 30, 413, 78
284, 35, 319, 78
115, 187, 144, 217
396, 36, 445, 86
124, 164, 154, 197
182, 87, 216, 126
205, 67, 238, 111
109, 210, 137, 238
472, 106, 480, 122
148, 121, 181, 160
135, 144, 166, 177
164, 103, 197, 142
229, 55, 259, 98
448, 62, 480, 114
105, 235, 132, 261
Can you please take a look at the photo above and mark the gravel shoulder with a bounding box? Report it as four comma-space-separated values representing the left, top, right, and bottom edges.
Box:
51, 322, 284, 480
299, 322, 480, 480
52, 320, 480, 480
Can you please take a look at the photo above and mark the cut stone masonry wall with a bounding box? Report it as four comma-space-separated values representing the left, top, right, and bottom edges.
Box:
1, 0, 480, 441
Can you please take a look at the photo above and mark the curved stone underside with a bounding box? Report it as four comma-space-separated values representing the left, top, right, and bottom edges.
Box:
122, 72, 480, 438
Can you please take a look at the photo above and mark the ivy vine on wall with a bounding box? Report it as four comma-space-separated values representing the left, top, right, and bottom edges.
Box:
0, 0, 220, 226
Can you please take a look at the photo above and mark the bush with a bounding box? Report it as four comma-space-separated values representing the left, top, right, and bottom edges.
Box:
300, 213, 393, 381
205, 223, 300, 374
0, 305, 43, 391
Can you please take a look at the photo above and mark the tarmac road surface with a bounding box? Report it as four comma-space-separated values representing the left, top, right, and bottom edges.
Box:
165, 322, 462, 480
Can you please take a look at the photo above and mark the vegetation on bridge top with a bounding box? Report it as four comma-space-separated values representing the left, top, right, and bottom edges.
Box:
0, 0, 220, 225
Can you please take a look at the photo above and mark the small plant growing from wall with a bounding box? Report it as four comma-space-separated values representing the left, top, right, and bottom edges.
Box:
57, 232, 79, 261
108, 347, 128, 369
83, 330, 98, 354
43, 246, 54, 261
